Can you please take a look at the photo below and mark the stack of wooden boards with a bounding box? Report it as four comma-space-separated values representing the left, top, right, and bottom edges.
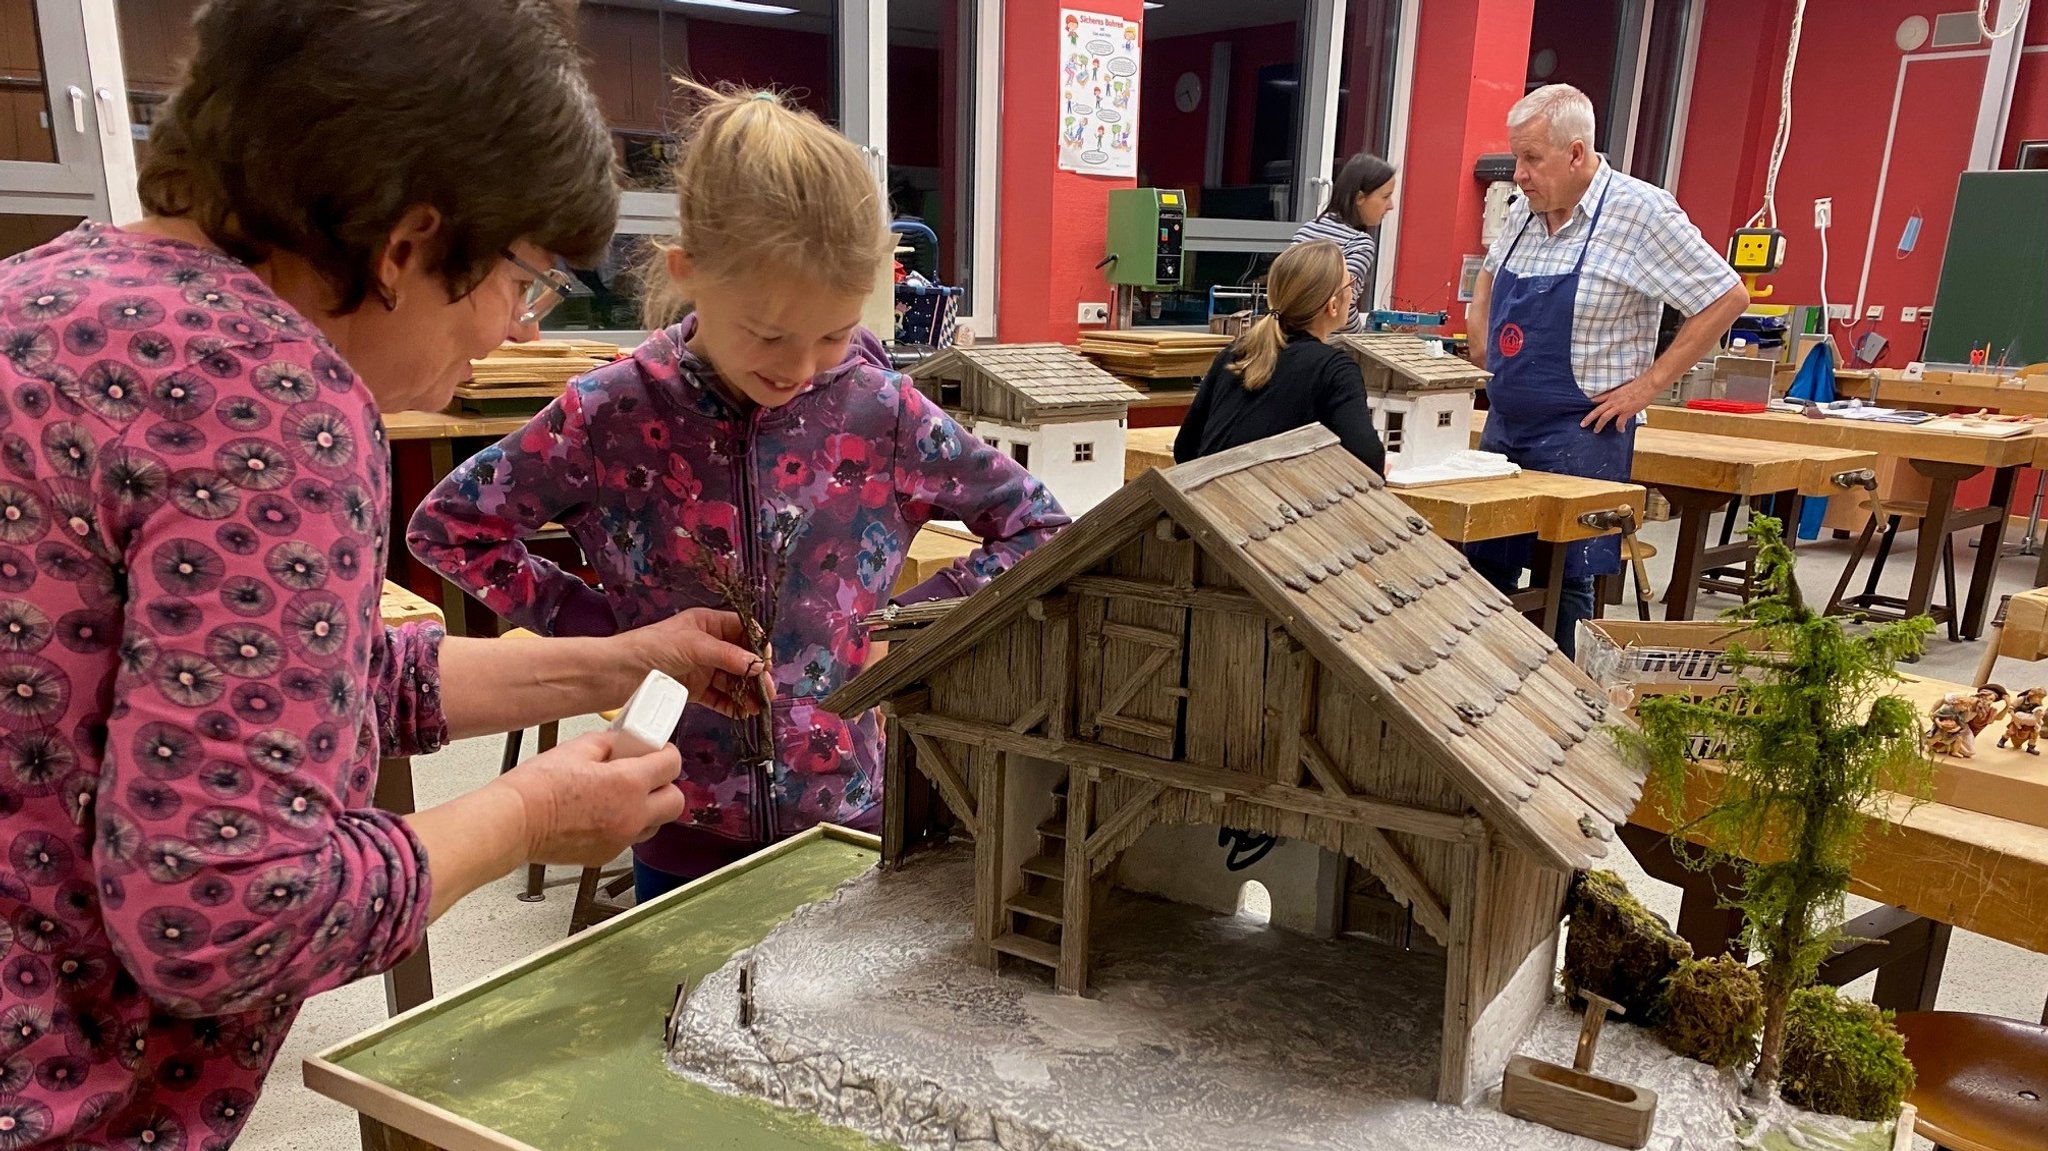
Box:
1077, 330, 1230, 383
456, 340, 620, 413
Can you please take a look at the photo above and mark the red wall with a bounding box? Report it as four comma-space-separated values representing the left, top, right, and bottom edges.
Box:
997, 0, 1146, 344
1389, 0, 1537, 317
1677, 0, 2048, 370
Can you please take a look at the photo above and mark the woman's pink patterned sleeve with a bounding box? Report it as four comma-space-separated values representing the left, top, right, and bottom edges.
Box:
87, 352, 431, 1017
373, 621, 449, 758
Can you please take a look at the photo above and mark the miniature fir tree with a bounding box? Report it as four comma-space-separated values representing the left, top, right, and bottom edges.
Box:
1629, 516, 1933, 1101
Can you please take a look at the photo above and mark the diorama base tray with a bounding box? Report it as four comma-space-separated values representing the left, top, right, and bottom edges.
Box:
672, 847, 1886, 1151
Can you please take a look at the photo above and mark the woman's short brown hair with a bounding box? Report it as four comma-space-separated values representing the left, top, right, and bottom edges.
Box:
137, 0, 618, 315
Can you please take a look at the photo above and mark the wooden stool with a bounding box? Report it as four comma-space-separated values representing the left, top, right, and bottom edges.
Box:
1825, 499, 1959, 641
1894, 1011, 2048, 1151
1594, 539, 1659, 621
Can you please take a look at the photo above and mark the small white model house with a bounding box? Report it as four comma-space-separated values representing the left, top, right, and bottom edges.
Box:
911, 344, 1145, 516
1332, 334, 1491, 472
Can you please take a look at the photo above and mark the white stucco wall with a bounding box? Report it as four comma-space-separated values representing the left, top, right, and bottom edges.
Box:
1374, 392, 1475, 470
1114, 823, 1344, 938
971, 416, 1128, 517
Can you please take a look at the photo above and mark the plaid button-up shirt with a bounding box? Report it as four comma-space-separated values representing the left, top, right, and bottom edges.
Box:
1484, 161, 1740, 398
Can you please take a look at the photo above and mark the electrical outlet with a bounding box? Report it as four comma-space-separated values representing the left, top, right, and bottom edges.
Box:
1826, 304, 1853, 320
1865, 305, 1884, 321
1077, 302, 1109, 325
1901, 306, 1919, 322
1813, 197, 1833, 229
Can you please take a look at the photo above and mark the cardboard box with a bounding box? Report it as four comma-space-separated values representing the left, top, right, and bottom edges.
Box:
1576, 620, 1774, 761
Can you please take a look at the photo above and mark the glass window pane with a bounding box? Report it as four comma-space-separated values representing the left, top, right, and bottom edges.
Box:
2, 0, 61, 164
114, 0, 201, 170
576, 0, 839, 193
1139, 2, 1311, 224
1629, 0, 1691, 182
888, 0, 974, 313
0, 211, 80, 258
1334, 0, 1401, 167
1526, 0, 1627, 154
539, 233, 659, 334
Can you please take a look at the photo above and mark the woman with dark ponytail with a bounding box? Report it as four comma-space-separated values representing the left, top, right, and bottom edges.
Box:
1292, 151, 1398, 332
1173, 240, 1386, 474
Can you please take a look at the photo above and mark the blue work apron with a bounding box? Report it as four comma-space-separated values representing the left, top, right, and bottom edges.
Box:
1470, 181, 1631, 580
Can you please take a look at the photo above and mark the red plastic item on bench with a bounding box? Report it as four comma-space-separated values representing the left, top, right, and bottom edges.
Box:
1684, 399, 1769, 414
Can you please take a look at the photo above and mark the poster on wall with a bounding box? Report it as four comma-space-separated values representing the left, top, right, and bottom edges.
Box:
1058, 9, 1141, 178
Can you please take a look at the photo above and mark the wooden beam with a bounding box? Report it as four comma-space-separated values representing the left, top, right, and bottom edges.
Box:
1264, 636, 1309, 786
1010, 700, 1051, 735
899, 715, 1476, 842
882, 713, 907, 867
1357, 825, 1451, 942
1438, 830, 1492, 1104
1096, 713, 1175, 742
1092, 644, 1176, 730
1101, 621, 1180, 648
971, 748, 1006, 969
1065, 575, 1263, 616
1076, 594, 1107, 737
1299, 735, 1353, 798
1045, 608, 1074, 744
888, 687, 931, 717
1059, 768, 1097, 994
1084, 783, 1167, 862
906, 731, 979, 838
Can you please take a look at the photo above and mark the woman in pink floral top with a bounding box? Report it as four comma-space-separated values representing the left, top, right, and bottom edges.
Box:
0, 3, 769, 1147
410, 87, 1069, 898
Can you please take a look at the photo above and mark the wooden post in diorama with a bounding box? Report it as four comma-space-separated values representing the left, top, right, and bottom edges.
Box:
1038, 595, 1075, 744
971, 746, 1007, 969
1262, 626, 1309, 785
1057, 767, 1096, 994
1438, 826, 1495, 1104
881, 710, 907, 867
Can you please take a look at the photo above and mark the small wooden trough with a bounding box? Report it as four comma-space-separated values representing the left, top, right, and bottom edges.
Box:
1501, 992, 1659, 1149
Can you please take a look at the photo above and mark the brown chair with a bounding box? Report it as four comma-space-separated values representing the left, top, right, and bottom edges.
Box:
1824, 498, 1958, 641
1894, 1011, 2048, 1151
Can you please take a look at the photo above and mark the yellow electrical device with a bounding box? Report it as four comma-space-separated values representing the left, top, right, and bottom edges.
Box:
1727, 227, 1786, 299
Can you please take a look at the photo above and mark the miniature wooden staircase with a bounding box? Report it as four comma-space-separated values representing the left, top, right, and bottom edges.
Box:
991, 778, 1069, 974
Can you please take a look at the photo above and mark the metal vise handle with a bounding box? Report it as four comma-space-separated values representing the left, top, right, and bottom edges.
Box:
1831, 467, 1884, 525
1577, 506, 1640, 535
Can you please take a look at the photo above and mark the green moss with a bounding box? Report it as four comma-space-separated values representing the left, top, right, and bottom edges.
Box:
1778, 987, 1915, 1121
1656, 955, 1764, 1068
1562, 870, 1693, 1026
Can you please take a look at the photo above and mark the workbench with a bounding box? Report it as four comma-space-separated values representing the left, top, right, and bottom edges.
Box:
1628, 670, 2048, 1023
1123, 426, 1645, 636
1645, 405, 2042, 638
382, 411, 537, 638
306, 828, 881, 1151
1474, 413, 1880, 621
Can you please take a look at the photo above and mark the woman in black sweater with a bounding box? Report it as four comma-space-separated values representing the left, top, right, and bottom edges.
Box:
1173, 239, 1386, 474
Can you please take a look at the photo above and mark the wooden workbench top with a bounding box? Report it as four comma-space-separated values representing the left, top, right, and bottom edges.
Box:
379, 580, 445, 628
1873, 372, 2048, 418
1392, 471, 1644, 544
382, 410, 534, 442
1646, 404, 2043, 469
1473, 411, 1877, 497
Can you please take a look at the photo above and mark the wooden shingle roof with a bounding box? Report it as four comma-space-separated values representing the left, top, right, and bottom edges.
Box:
1333, 334, 1492, 393
828, 424, 1646, 871
911, 343, 1143, 419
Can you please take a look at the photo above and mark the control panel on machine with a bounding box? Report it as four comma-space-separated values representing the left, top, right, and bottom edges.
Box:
1105, 188, 1187, 289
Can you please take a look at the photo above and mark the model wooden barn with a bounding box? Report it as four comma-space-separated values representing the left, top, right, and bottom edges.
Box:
909, 343, 1144, 515
826, 425, 1647, 1105
1332, 333, 1490, 470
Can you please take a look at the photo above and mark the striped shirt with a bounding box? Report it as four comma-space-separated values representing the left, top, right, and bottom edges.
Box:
1291, 213, 1376, 333
1483, 161, 1739, 397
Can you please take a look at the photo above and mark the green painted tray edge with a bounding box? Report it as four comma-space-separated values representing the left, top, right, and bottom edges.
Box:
302, 825, 880, 1151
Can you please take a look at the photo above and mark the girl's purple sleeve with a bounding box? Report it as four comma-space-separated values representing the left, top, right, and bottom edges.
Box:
890, 380, 1070, 605
405, 383, 619, 638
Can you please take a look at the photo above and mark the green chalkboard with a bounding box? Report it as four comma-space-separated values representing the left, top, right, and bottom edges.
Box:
1925, 170, 2048, 367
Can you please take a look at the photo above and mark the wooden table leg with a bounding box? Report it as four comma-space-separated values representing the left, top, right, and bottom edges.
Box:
1659, 486, 1736, 622
1904, 460, 1970, 626
1534, 541, 1567, 639
373, 756, 435, 1015
1962, 465, 2018, 639
424, 440, 469, 638
1618, 823, 1747, 959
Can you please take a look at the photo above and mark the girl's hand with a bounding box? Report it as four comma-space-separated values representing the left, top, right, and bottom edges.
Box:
625, 607, 775, 719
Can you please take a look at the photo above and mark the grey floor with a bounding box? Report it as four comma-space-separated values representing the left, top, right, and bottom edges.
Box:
239, 509, 2048, 1150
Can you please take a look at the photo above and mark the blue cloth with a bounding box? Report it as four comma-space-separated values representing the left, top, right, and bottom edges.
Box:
1787, 343, 1839, 539
1471, 179, 1632, 581
633, 858, 692, 904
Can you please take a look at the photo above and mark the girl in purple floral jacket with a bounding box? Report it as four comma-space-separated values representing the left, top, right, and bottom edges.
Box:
409, 86, 1068, 898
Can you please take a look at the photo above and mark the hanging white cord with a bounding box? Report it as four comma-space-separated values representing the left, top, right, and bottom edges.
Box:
1980, 0, 2030, 39
1746, 0, 1807, 231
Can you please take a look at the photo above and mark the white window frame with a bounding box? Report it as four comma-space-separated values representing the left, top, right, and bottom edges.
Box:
956, 0, 1002, 339
0, 0, 136, 225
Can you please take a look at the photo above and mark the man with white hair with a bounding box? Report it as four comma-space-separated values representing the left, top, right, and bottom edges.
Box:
1467, 82, 1747, 657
